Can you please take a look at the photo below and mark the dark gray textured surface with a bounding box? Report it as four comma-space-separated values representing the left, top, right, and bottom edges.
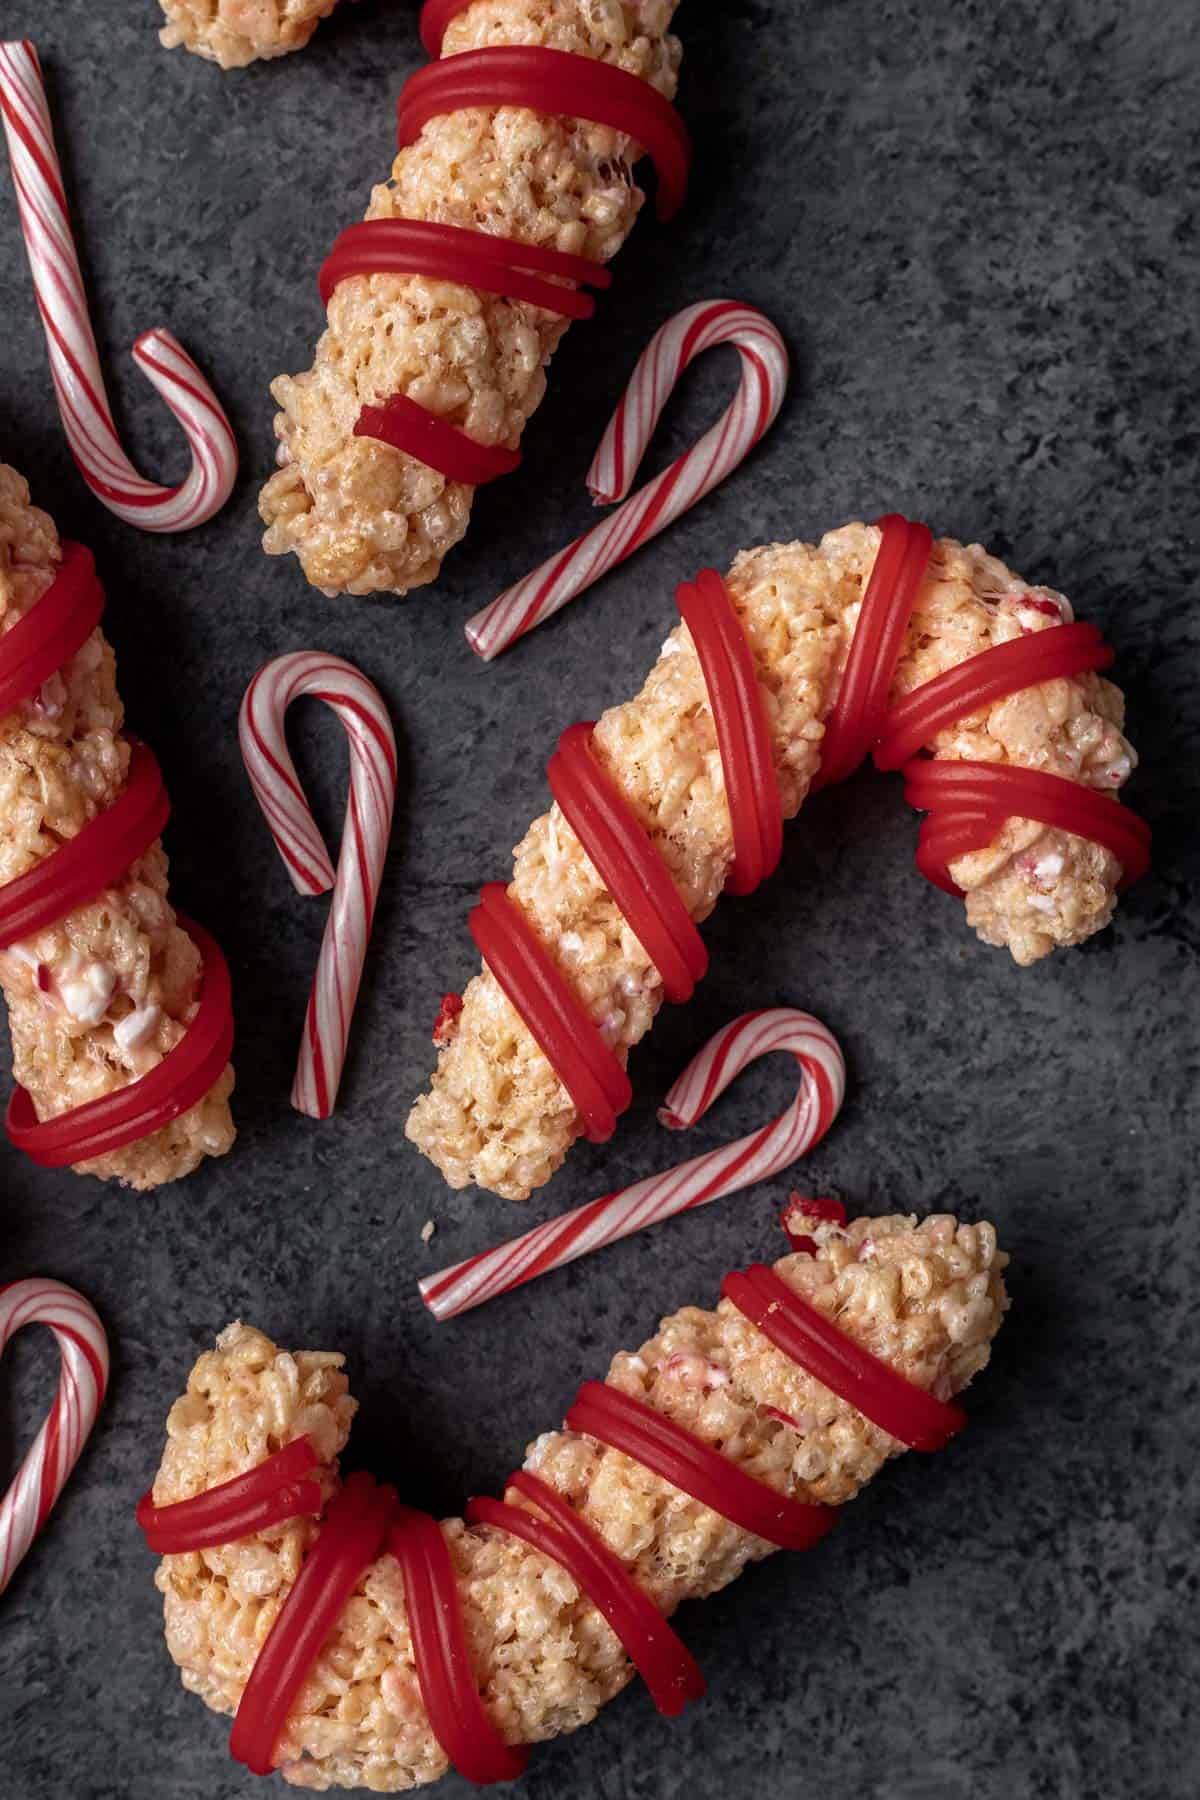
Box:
1, 2, 1198, 1796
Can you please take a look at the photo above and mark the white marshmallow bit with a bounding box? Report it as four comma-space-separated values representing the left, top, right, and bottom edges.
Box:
113, 1004, 162, 1053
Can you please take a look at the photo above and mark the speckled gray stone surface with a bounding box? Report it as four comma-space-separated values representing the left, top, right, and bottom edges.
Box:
0, 2, 1197, 1797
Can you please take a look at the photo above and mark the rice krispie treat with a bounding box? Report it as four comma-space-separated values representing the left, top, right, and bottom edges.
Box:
158, 0, 342, 69
0, 465, 235, 1187
408, 523, 1142, 1200
147, 1207, 1008, 1790
259, 0, 684, 596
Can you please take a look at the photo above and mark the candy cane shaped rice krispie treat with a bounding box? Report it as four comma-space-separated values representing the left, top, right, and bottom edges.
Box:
259, 0, 684, 596
147, 1208, 1008, 1789
0, 466, 234, 1187
408, 522, 1143, 1199
158, 0, 343, 69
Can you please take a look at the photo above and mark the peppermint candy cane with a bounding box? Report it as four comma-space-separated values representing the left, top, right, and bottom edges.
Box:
420, 1007, 844, 1321
239, 653, 397, 1119
464, 301, 788, 661
0, 40, 237, 531
0, 1278, 109, 1598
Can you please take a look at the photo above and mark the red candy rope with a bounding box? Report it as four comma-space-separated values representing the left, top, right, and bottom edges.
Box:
397, 49, 691, 224
136, 1439, 322, 1555
230, 1473, 397, 1777
566, 1381, 835, 1552
0, 545, 234, 1166
467, 1470, 705, 1718
332, 9, 688, 485
469, 881, 631, 1143
903, 760, 1152, 896
0, 739, 169, 949
321, 219, 611, 321
813, 514, 933, 791
548, 721, 708, 1005
388, 1506, 529, 1786
0, 540, 103, 716
722, 1264, 966, 1453
874, 621, 1115, 772
467, 571, 778, 1139
780, 1192, 847, 1255
354, 396, 521, 488
677, 568, 783, 895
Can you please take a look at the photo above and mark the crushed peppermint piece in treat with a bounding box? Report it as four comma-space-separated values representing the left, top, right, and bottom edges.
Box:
663, 1353, 729, 1391
114, 1005, 162, 1054
35, 963, 51, 992
432, 992, 463, 1046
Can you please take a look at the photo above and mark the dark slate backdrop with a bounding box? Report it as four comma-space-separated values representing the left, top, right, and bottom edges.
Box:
1, 3, 1197, 1797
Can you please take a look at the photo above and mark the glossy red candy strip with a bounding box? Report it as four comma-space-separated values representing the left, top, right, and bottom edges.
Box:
875, 620, 1116, 772
722, 1264, 966, 1452
468, 1470, 705, 1718
469, 881, 631, 1142
388, 1505, 528, 1785
7, 917, 234, 1166
0, 738, 169, 948
903, 760, 1152, 895
566, 1381, 835, 1552
137, 1439, 321, 1554
354, 395, 521, 487
397, 48, 692, 223
320, 219, 610, 321
0, 541, 104, 715
548, 722, 708, 1005
814, 513, 932, 789
676, 569, 783, 896
230, 1473, 396, 1777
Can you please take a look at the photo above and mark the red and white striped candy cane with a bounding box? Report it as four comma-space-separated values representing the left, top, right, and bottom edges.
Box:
464, 300, 789, 661
0, 39, 237, 532
419, 1007, 844, 1321
239, 653, 397, 1119
0, 1278, 109, 1598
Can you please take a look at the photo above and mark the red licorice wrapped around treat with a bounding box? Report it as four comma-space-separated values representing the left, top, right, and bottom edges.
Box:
0, 495, 235, 1183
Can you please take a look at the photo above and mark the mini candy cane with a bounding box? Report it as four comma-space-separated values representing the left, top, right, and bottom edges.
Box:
0, 40, 237, 531
0, 1278, 109, 1598
420, 1007, 844, 1321
465, 301, 788, 660
239, 653, 397, 1119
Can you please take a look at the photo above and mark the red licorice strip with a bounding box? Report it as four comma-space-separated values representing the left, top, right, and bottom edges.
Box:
0, 541, 105, 716
780, 1192, 847, 1254
230, 1473, 397, 1776
320, 220, 611, 321
548, 722, 708, 1004
354, 395, 521, 487
874, 622, 1115, 771
469, 882, 631, 1142
814, 514, 932, 790
388, 1506, 528, 1785
468, 1470, 705, 1718
7, 916, 235, 1166
676, 569, 783, 897
137, 1440, 321, 1554
902, 759, 1152, 896
0, 738, 169, 948
722, 1264, 966, 1453
566, 1381, 835, 1551
397, 48, 692, 223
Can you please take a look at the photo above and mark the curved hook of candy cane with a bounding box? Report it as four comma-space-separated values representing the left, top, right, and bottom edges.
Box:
0, 1278, 109, 1599
464, 301, 789, 661
239, 652, 398, 1120
0, 40, 237, 533
419, 1007, 845, 1321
